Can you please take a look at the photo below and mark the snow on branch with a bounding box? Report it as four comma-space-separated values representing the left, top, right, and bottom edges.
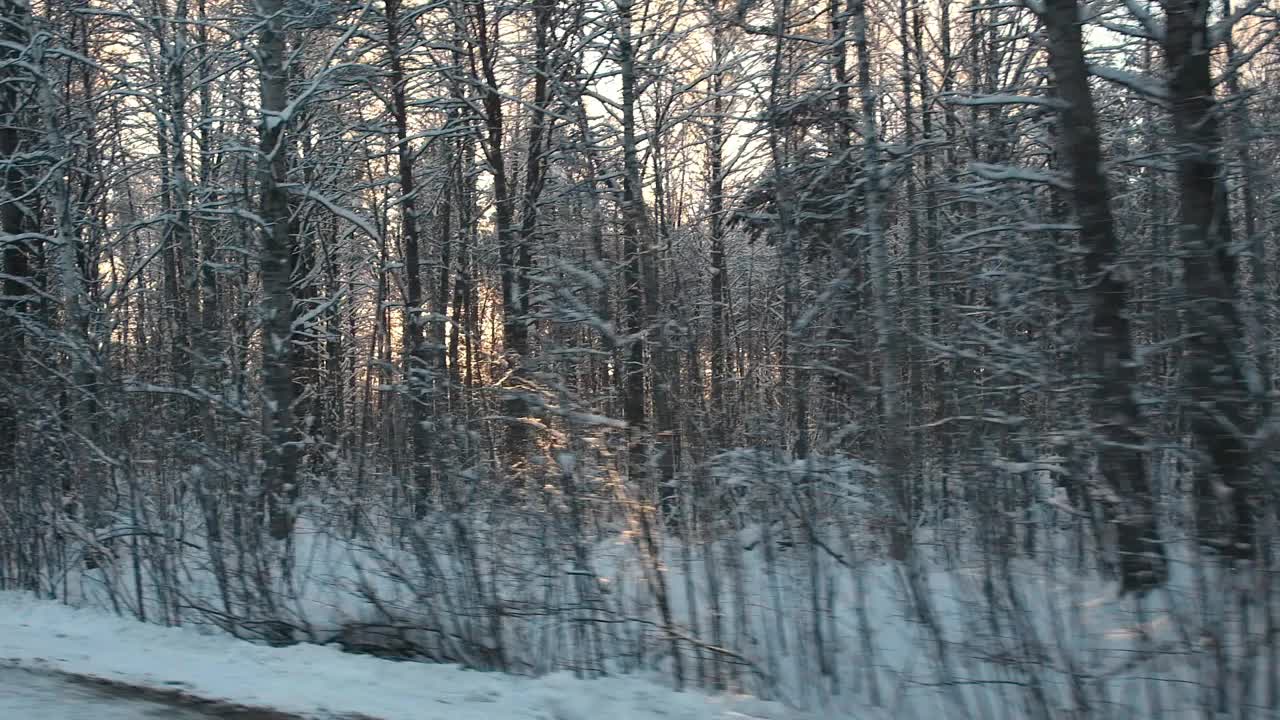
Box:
292, 187, 382, 242
948, 93, 1066, 109
1121, 0, 1164, 39
1209, 0, 1271, 48
969, 162, 1069, 190
1088, 64, 1169, 104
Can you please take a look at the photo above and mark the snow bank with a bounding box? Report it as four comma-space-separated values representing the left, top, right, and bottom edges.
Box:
0, 592, 807, 720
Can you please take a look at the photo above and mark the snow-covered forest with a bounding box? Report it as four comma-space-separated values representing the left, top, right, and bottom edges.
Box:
1, 0, 1278, 715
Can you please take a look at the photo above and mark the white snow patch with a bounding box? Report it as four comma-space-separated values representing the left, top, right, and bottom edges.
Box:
0, 592, 807, 720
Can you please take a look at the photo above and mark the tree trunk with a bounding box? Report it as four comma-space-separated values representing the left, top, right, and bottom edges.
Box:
853, 0, 909, 560
511, 0, 555, 460
385, 0, 432, 517
0, 0, 31, 481
707, 28, 728, 454
1164, 0, 1256, 558
1221, 0, 1271, 411
619, 0, 649, 489
1039, 0, 1167, 592
472, 0, 528, 458
256, 0, 299, 540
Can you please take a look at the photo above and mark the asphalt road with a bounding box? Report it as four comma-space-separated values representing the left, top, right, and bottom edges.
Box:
0, 667, 212, 720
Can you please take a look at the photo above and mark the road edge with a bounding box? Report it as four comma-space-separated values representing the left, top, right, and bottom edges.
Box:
1, 661, 380, 720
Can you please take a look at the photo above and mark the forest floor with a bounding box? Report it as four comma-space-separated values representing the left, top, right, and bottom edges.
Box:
0, 591, 807, 720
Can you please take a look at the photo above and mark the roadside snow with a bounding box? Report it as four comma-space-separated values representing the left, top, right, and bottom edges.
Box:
0, 592, 804, 720
0, 667, 208, 719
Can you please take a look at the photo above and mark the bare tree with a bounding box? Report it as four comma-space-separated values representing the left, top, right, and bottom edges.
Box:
1034, 0, 1168, 592
1164, 0, 1258, 558
255, 0, 299, 541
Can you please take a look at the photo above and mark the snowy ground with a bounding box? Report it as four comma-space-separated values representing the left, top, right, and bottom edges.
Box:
0, 667, 211, 719
0, 591, 807, 720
